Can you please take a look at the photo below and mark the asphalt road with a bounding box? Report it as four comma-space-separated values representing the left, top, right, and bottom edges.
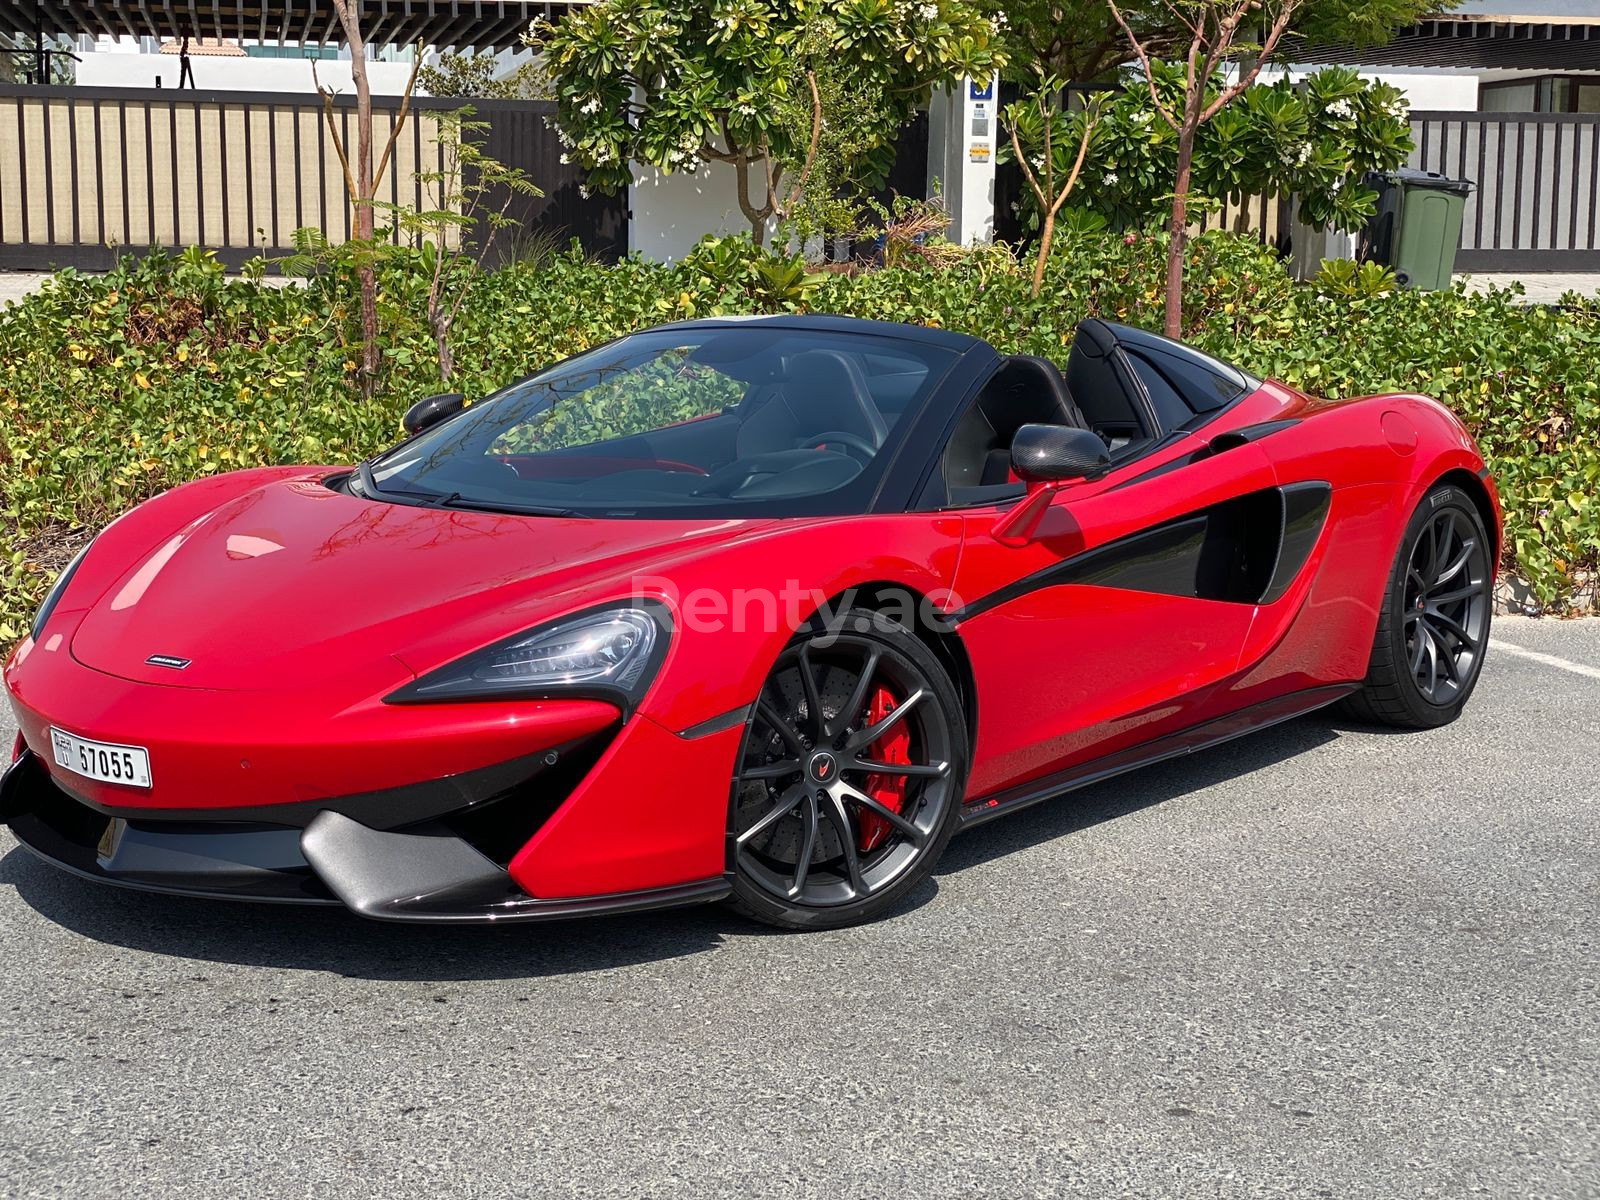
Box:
2, 616, 1597, 1199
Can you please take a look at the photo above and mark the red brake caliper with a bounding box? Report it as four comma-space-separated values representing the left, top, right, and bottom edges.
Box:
856, 686, 910, 852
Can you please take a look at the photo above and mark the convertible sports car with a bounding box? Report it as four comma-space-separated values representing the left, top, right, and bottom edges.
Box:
3, 315, 1498, 929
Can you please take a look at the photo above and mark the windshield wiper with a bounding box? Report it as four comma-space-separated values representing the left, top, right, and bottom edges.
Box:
355, 461, 450, 505
437, 495, 579, 518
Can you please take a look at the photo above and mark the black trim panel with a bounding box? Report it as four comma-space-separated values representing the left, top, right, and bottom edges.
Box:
1208, 418, 1302, 451
954, 486, 1290, 621
35, 739, 606, 832
3, 750, 732, 923
677, 704, 753, 740
1110, 419, 1302, 492
1261, 482, 1333, 605
959, 684, 1356, 830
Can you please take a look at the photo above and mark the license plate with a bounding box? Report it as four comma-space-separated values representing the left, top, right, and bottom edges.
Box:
49, 728, 152, 789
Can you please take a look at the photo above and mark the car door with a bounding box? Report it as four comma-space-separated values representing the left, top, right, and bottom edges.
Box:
942, 327, 1283, 802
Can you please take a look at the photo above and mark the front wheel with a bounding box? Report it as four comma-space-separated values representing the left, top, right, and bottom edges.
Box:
1342, 482, 1493, 728
728, 608, 968, 930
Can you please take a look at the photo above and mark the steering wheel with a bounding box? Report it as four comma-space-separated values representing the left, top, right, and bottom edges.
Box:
800, 431, 878, 462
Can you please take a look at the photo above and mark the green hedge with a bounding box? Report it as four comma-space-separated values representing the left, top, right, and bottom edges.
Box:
1, 236, 1596, 642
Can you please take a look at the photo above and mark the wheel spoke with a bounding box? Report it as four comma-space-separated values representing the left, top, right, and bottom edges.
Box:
854, 759, 949, 779
1429, 610, 1477, 650
1423, 625, 1441, 695
736, 782, 806, 846
830, 646, 882, 740
823, 792, 865, 897
1428, 584, 1480, 607
740, 759, 803, 781
1431, 538, 1475, 589
1407, 565, 1428, 596
756, 699, 808, 756
845, 688, 926, 752
1424, 620, 1460, 683
835, 781, 926, 846
788, 792, 820, 898
1425, 517, 1442, 578
1409, 626, 1429, 677
797, 644, 827, 740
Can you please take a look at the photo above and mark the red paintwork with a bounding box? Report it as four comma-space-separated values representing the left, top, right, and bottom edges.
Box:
4, 370, 1499, 903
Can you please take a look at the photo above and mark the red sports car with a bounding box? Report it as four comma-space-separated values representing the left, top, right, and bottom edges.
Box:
3, 316, 1498, 928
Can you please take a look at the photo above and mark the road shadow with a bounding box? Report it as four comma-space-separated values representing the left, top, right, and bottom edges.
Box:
0, 714, 1345, 980
938, 713, 1342, 874
0, 847, 741, 981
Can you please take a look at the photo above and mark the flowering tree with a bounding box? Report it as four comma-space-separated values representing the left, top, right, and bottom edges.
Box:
1001, 79, 1104, 296
1012, 64, 1411, 235
1105, 0, 1431, 335
530, 0, 1006, 245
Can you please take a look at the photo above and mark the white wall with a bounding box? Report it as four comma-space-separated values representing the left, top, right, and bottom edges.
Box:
1268, 64, 1480, 111
77, 52, 421, 95
627, 162, 776, 262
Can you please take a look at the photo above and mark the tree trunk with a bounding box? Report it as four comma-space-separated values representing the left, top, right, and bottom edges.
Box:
1165, 119, 1198, 339
339, 3, 381, 397
1032, 208, 1056, 299
432, 308, 455, 382
733, 153, 768, 247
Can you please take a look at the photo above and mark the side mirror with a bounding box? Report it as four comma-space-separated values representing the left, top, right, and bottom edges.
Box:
1010, 423, 1111, 484
402, 392, 466, 436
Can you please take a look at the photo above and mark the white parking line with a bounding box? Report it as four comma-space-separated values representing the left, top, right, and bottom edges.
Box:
1489, 638, 1600, 681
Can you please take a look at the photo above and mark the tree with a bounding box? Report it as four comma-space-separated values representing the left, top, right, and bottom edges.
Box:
0, 33, 75, 84
531, 0, 1006, 246
1110, 0, 1308, 336
378, 111, 543, 382
1002, 80, 1103, 296
418, 50, 551, 100
310, 3, 422, 397
984, 1, 1175, 85
1109, 0, 1339, 336
1006, 62, 1412, 239
984, 0, 1444, 86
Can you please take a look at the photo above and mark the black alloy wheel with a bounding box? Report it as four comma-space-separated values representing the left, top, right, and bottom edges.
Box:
728, 608, 967, 929
1344, 483, 1493, 728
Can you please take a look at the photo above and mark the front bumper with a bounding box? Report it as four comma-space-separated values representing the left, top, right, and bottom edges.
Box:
1, 750, 731, 923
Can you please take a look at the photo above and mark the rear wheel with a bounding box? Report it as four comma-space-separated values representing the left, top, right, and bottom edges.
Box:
728, 608, 968, 929
1342, 483, 1493, 728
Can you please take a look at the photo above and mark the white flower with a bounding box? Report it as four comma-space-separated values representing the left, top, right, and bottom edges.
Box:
559, 152, 569, 164
1131, 110, 1153, 127
579, 184, 592, 200
579, 96, 601, 115
1030, 153, 1045, 169
1325, 98, 1355, 119
1103, 171, 1119, 185
919, 2, 939, 20
991, 12, 1007, 28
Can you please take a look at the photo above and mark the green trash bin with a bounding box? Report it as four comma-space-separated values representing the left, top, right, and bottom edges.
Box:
1361, 168, 1474, 291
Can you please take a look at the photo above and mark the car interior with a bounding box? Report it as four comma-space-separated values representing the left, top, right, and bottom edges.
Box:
932, 319, 1258, 507
369, 321, 1256, 513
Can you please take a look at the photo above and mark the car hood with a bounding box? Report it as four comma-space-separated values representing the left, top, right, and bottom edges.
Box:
70, 472, 769, 693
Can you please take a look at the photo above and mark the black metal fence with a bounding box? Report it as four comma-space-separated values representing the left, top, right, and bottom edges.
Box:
0, 85, 626, 271
1409, 109, 1600, 272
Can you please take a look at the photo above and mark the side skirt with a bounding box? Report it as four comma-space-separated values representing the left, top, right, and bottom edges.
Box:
958, 683, 1357, 831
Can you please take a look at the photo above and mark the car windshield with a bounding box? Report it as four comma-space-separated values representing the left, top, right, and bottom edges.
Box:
363, 326, 957, 516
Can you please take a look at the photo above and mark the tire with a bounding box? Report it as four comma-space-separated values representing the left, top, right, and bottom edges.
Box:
1341, 482, 1493, 729
727, 607, 969, 930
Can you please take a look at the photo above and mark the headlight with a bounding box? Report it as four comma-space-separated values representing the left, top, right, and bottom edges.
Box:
387, 601, 671, 713
30, 541, 93, 642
